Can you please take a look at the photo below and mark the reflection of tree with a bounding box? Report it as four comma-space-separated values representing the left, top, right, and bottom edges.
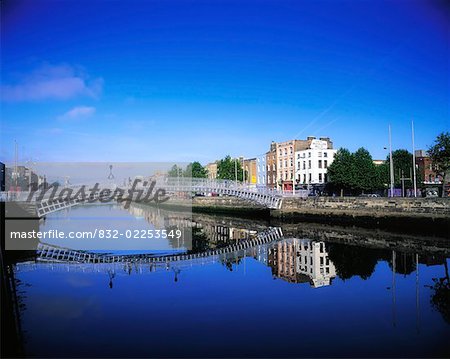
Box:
327, 243, 385, 280
187, 227, 209, 254
429, 261, 450, 324
388, 252, 416, 276
221, 257, 243, 272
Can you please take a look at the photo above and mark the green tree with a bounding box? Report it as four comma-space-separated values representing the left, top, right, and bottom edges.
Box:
390, 149, 414, 187
184, 161, 207, 178
428, 132, 450, 197
352, 147, 379, 193
327, 148, 354, 195
167, 164, 183, 178
217, 155, 244, 181
378, 149, 424, 192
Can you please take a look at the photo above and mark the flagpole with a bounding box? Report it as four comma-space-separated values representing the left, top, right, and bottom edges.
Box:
412, 120, 417, 197
389, 125, 394, 197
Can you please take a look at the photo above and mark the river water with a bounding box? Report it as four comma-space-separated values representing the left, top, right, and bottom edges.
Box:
8, 203, 450, 358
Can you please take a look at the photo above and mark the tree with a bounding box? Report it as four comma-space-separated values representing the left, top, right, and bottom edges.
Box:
217, 155, 244, 181
184, 162, 207, 178
352, 147, 379, 193
378, 149, 424, 193
428, 132, 450, 197
391, 149, 414, 187
167, 164, 183, 178
327, 148, 355, 195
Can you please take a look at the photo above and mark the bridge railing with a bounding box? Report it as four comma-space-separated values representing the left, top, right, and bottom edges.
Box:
158, 178, 286, 196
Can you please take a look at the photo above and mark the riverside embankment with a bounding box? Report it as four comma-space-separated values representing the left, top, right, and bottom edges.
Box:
190, 196, 450, 237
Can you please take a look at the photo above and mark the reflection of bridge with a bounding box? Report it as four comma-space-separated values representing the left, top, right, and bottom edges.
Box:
3, 178, 284, 218
35, 227, 283, 267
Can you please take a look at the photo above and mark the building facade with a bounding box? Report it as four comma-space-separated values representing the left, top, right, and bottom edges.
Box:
415, 150, 441, 184
242, 158, 257, 184
205, 162, 218, 180
294, 137, 336, 187
266, 142, 277, 189
256, 154, 266, 186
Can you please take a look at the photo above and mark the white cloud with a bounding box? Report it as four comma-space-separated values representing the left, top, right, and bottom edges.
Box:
58, 106, 96, 121
1, 63, 103, 102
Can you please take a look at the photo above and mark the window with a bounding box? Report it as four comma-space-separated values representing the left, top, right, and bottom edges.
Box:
319, 173, 323, 182
308, 160, 311, 169
318, 160, 322, 169
279, 160, 282, 167
298, 161, 300, 169
303, 161, 306, 170
318, 152, 322, 157
290, 158, 293, 166
320, 257, 324, 265
285, 172, 288, 180
290, 172, 293, 179
324, 160, 328, 168
326, 267, 330, 274
290, 146, 293, 154
324, 152, 328, 158
303, 174, 306, 183
284, 149, 287, 155
309, 173, 312, 182
324, 173, 328, 182
308, 152, 311, 158
284, 160, 287, 167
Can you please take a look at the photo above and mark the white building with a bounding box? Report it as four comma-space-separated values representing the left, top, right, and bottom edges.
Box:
256, 154, 266, 186
294, 138, 336, 186
296, 239, 336, 288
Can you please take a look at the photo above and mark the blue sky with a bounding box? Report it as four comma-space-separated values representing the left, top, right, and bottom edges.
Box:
1, 0, 448, 163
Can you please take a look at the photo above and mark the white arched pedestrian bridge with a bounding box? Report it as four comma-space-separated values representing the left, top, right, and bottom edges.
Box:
2, 178, 287, 218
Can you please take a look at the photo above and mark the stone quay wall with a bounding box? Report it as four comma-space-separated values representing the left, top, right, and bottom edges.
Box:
278, 197, 450, 218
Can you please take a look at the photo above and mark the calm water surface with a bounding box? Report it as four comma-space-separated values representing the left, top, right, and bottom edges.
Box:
10, 204, 450, 358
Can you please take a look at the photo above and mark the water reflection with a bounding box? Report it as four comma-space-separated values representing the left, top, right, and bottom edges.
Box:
5, 203, 450, 358
268, 239, 336, 287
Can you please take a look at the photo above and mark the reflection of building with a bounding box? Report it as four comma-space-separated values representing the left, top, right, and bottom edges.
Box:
127, 203, 257, 249
205, 162, 218, 180
268, 238, 336, 287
